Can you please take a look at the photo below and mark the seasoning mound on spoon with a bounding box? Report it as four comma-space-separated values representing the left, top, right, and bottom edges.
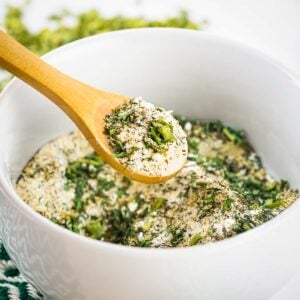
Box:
105, 97, 188, 178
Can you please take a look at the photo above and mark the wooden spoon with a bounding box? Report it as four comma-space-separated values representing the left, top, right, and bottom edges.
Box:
0, 30, 182, 184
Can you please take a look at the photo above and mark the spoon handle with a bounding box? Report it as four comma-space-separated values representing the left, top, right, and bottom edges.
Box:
0, 30, 99, 114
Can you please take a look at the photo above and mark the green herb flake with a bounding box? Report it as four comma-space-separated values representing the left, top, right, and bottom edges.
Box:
188, 137, 199, 153
264, 199, 286, 209
143, 220, 153, 232
151, 197, 166, 211
221, 197, 234, 213
223, 127, 245, 144
85, 220, 105, 239
189, 233, 202, 246
149, 119, 175, 145
242, 223, 251, 231
109, 128, 117, 136
116, 188, 127, 198
97, 178, 115, 191
66, 216, 81, 233
159, 125, 174, 142
74, 179, 86, 212
169, 228, 185, 246
150, 126, 163, 145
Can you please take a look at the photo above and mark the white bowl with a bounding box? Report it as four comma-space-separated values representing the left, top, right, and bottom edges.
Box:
0, 28, 300, 300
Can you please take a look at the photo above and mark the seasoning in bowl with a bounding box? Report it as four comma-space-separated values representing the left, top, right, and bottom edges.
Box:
16, 117, 299, 247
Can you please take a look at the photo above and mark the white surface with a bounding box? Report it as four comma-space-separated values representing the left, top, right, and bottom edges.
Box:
0, 1, 300, 298
1, 29, 300, 300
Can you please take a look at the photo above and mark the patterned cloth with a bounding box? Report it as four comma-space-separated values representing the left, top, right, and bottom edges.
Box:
0, 241, 42, 300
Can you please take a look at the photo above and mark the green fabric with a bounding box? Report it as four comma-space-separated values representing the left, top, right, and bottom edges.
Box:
0, 242, 42, 299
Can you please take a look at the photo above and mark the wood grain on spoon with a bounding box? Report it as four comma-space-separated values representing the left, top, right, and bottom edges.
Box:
0, 30, 181, 183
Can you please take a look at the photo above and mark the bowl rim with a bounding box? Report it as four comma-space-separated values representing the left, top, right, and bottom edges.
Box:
0, 27, 300, 255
